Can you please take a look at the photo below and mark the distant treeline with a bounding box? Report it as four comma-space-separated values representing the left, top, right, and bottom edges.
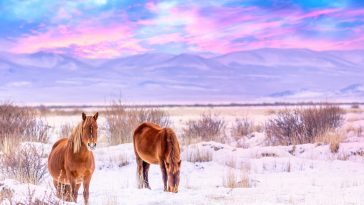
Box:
35, 101, 364, 110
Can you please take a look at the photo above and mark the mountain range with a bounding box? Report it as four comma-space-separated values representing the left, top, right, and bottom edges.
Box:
0, 48, 363, 105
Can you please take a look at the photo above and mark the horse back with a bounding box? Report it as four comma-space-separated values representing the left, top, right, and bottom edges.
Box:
133, 122, 165, 164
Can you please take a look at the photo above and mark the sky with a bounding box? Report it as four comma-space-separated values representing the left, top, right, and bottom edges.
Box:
0, 0, 364, 58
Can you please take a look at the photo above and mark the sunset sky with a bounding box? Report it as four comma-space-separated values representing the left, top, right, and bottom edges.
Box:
1, 0, 364, 58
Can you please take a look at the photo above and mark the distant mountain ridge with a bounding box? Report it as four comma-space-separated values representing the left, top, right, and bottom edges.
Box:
0, 48, 363, 104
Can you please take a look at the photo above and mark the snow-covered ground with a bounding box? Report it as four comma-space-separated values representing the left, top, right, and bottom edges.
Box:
1, 107, 364, 205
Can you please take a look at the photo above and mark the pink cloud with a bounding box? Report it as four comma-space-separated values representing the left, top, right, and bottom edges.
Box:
10, 21, 144, 58
293, 8, 341, 20
7, 2, 364, 58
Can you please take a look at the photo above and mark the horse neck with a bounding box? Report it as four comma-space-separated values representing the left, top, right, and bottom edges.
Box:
68, 142, 91, 160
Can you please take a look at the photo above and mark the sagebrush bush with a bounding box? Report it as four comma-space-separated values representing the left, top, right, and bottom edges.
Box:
183, 112, 226, 144
0, 102, 49, 147
1, 144, 47, 185
265, 105, 344, 145
105, 100, 170, 145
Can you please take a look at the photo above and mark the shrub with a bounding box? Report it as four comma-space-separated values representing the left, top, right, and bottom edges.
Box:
183, 112, 226, 144
351, 103, 360, 109
265, 105, 344, 145
105, 100, 170, 145
1, 144, 47, 185
231, 118, 262, 140
0, 102, 49, 147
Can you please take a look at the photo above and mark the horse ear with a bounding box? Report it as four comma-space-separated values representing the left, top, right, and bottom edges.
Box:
93, 112, 99, 121
82, 112, 87, 121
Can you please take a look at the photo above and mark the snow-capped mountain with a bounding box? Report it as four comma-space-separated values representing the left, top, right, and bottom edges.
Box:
0, 48, 363, 104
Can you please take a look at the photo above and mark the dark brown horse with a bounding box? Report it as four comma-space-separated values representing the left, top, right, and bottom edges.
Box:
133, 122, 181, 193
48, 112, 98, 204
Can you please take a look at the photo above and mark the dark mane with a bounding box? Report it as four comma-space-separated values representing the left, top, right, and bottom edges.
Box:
164, 128, 180, 173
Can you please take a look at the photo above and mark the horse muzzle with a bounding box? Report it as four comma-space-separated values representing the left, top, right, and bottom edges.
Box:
168, 186, 178, 193
87, 142, 96, 151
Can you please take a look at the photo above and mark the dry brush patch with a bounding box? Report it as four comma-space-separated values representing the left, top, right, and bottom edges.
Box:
0, 144, 47, 185
185, 146, 213, 163
182, 112, 226, 145
314, 131, 345, 153
0, 103, 50, 186
231, 118, 262, 139
105, 100, 171, 145
265, 105, 344, 146
0, 102, 50, 152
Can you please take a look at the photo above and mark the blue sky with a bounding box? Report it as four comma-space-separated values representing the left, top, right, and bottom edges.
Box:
0, 0, 364, 58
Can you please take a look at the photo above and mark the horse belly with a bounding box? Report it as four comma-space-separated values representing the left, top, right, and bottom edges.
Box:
138, 152, 159, 164
48, 140, 68, 181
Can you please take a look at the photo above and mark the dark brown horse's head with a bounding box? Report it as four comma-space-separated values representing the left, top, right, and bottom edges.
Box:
165, 159, 181, 193
81, 112, 99, 151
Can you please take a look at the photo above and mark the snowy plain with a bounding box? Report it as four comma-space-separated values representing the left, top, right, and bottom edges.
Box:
1, 106, 364, 205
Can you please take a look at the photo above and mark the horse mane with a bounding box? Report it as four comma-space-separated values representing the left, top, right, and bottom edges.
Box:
164, 128, 180, 173
69, 117, 92, 153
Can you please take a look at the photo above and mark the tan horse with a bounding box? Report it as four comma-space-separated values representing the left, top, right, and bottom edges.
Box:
48, 112, 98, 204
133, 122, 181, 193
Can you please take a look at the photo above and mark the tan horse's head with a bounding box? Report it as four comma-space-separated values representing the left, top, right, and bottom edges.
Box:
81, 112, 99, 151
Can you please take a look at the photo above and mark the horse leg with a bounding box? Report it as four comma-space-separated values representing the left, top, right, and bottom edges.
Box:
160, 162, 168, 191
142, 161, 151, 189
53, 180, 62, 198
62, 184, 72, 201
136, 155, 144, 189
69, 180, 78, 202
83, 175, 92, 205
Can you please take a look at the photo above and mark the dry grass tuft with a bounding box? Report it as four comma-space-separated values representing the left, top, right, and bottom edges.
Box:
104, 196, 118, 205
345, 125, 363, 138
183, 112, 226, 145
223, 168, 251, 188
185, 146, 213, 163
315, 131, 344, 153
231, 118, 262, 140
